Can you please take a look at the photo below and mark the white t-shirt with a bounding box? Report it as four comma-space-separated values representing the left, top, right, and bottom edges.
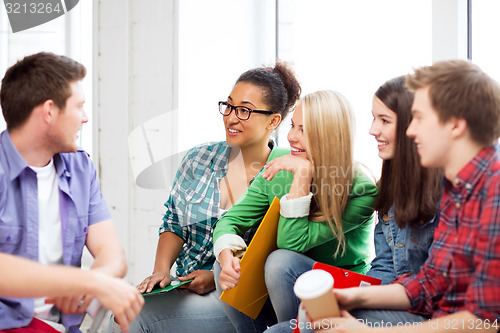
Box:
30, 159, 65, 332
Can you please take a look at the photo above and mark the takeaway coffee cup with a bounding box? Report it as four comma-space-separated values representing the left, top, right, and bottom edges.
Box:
293, 269, 340, 320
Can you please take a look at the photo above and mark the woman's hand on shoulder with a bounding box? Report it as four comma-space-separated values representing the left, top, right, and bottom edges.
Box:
136, 271, 171, 294
262, 155, 313, 181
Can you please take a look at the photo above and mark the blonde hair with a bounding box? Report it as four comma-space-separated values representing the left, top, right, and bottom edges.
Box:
302, 90, 355, 257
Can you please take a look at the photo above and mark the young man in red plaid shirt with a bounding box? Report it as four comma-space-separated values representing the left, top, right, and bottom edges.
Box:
305, 60, 500, 333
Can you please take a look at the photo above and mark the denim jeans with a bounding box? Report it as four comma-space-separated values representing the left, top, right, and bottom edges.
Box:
349, 308, 429, 326
264, 250, 315, 323
213, 261, 277, 333
264, 306, 307, 333
106, 286, 236, 333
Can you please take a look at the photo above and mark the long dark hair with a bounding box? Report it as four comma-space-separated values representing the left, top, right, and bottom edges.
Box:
374, 76, 442, 227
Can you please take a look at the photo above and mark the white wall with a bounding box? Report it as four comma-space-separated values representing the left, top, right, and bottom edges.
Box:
95, 0, 277, 284
432, 0, 468, 61
177, 0, 276, 151
275, 0, 434, 178
94, 0, 176, 284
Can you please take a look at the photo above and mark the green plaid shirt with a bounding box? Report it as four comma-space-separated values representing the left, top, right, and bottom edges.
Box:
160, 142, 231, 276
160, 141, 279, 276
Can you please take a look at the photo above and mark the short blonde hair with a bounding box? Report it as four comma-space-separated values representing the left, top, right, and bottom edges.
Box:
302, 90, 355, 256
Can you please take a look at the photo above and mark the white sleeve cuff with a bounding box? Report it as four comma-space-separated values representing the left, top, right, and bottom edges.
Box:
214, 234, 248, 261
280, 193, 313, 218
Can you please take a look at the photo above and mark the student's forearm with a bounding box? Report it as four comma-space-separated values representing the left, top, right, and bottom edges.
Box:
152, 231, 184, 274
90, 250, 127, 277
89, 240, 127, 277
218, 248, 235, 266
288, 176, 312, 198
0, 253, 97, 298
287, 166, 313, 199
351, 284, 412, 310
86, 219, 127, 277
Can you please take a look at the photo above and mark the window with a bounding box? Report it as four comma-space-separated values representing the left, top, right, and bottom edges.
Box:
276, 0, 433, 176
471, 0, 500, 82
177, 0, 277, 153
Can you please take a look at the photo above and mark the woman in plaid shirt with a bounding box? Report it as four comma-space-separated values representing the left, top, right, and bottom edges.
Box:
128, 62, 301, 333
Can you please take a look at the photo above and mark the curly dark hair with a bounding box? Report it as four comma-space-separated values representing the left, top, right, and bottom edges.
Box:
236, 60, 301, 119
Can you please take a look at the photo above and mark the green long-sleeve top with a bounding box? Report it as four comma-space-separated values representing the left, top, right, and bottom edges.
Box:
213, 148, 378, 273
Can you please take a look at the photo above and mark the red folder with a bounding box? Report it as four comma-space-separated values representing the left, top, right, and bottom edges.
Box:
312, 262, 381, 288
292, 263, 382, 333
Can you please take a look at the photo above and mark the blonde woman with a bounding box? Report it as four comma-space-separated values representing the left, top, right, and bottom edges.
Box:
213, 90, 377, 332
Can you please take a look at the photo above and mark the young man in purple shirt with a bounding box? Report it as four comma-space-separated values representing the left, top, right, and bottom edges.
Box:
301, 60, 500, 333
0, 52, 140, 332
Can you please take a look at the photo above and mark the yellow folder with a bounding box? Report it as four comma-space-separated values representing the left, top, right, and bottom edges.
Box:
220, 197, 281, 319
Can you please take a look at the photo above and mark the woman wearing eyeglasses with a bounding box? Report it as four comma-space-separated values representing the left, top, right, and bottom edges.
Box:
125, 62, 301, 333
213, 90, 377, 333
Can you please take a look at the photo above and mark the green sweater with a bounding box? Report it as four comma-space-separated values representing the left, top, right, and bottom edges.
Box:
213, 148, 377, 273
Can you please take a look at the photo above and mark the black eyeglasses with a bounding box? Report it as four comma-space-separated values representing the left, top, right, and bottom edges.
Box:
218, 101, 274, 120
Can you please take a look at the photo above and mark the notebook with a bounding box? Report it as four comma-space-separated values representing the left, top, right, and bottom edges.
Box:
142, 279, 194, 296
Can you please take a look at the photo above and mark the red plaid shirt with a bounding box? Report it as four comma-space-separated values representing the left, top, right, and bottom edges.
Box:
397, 144, 500, 321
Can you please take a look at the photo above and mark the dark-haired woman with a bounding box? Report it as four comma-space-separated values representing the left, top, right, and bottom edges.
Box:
124, 62, 301, 333
366, 75, 442, 284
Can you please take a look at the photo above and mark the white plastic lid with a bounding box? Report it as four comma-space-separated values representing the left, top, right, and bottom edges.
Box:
294, 269, 334, 300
